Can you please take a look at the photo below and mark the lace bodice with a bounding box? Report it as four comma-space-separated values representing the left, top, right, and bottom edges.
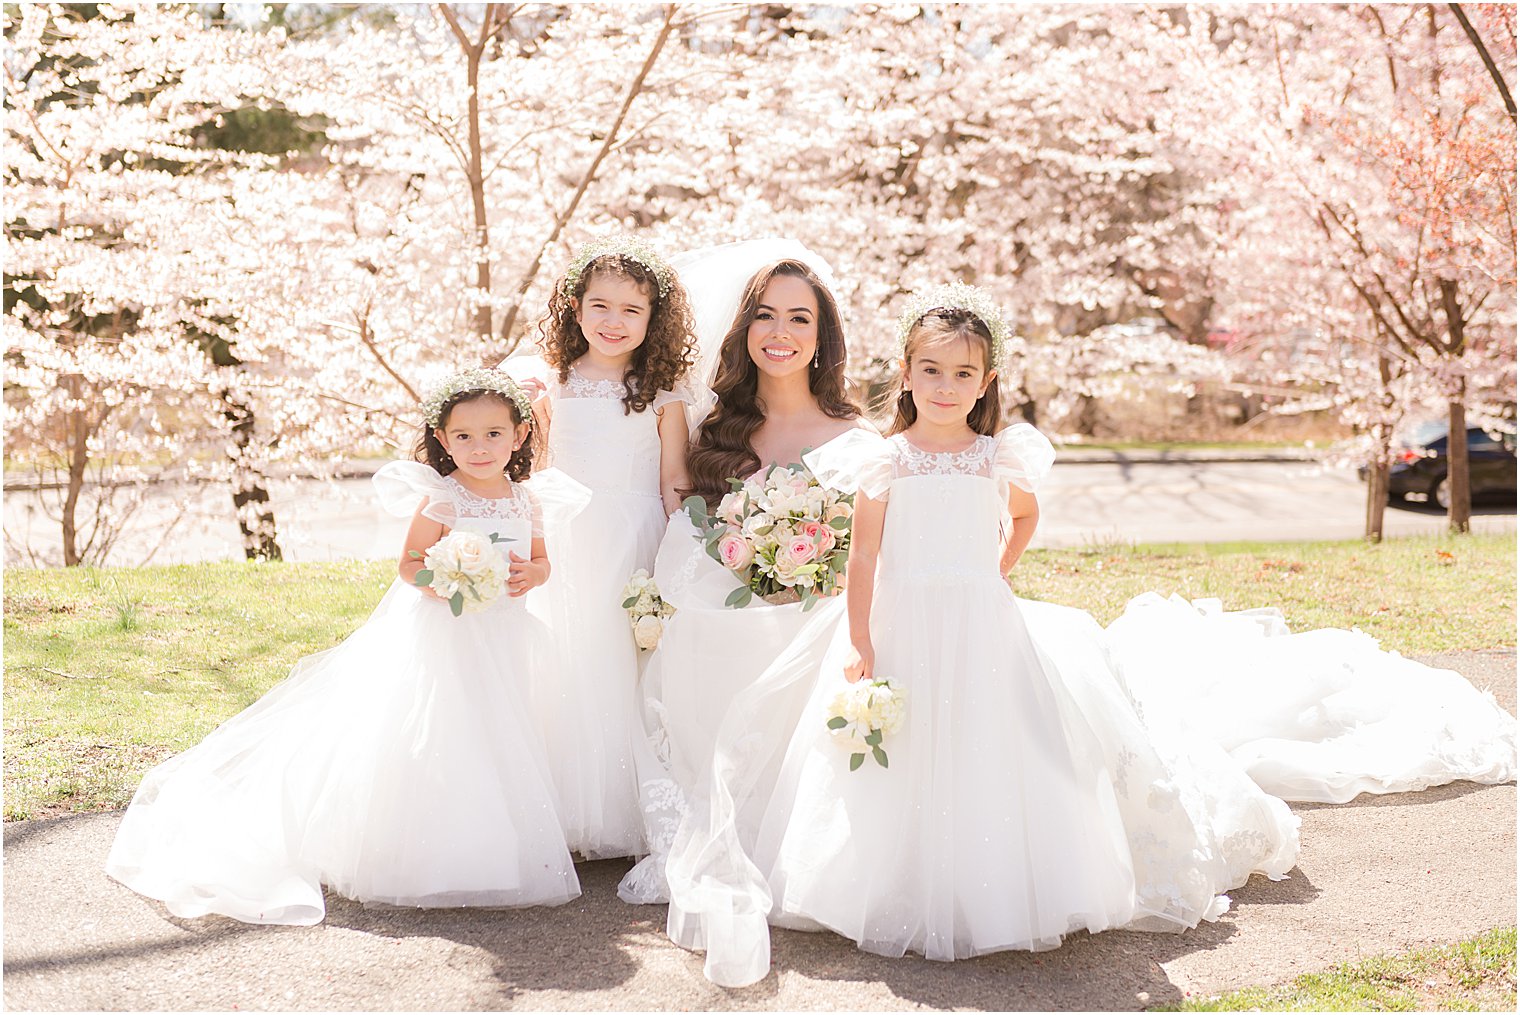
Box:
546, 367, 693, 497
442, 476, 539, 527
887, 433, 998, 479
559, 367, 629, 401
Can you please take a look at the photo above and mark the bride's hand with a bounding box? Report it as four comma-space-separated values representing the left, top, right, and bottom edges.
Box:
843, 642, 874, 683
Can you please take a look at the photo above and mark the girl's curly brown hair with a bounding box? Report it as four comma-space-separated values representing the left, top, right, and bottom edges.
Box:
682, 259, 860, 508
537, 255, 697, 415
414, 390, 541, 483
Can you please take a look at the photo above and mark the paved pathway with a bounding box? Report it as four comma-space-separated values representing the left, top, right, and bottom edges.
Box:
4, 651, 1515, 1012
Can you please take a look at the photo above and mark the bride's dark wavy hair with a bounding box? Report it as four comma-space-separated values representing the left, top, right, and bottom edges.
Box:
682, 259, 859, 507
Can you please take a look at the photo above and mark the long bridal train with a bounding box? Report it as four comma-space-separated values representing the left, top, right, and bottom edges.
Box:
647, 432, 1516, 988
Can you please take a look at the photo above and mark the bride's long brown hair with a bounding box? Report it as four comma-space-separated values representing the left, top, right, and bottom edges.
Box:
682, 259, 859, 507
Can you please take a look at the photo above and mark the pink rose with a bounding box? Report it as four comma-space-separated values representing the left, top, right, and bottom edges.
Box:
716, 531, 754, 572
785, 534, 819, 565
798, 519, 836, 554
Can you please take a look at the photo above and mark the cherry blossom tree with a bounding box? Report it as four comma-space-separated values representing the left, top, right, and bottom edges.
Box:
4, 3, 291, 563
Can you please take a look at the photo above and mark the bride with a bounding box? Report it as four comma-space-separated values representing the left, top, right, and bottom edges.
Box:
618, 240, 872, 903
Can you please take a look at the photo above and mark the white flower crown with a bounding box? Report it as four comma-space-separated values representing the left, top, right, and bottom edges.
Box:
421, 368, 534, 429
561, 233, 675, 299
897, 282, 1010, 371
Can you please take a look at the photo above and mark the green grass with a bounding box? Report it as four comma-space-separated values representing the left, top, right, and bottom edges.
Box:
3, 533, 1513, 820
1014, 532, 1515, 656
3, 560, 395, 820
1160, 926, 1517, 1011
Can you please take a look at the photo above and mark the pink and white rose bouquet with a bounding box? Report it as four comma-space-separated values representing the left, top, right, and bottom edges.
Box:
684, 462, 853, 610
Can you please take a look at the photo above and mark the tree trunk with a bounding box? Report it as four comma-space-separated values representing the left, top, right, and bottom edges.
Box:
1011, 384, 1038, 426
1447, 394, 1472, 533
225, 392, 282, 561
1364, 423, 1391, 542
1438, 280, 1471, 533
61, 381, 88, 566
464, 19, 492, 342
1074, 393, 1100, 437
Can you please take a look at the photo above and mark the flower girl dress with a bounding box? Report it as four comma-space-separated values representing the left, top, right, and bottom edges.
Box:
105, 461, 582, 924
664, 427, 1302, 986
528, 368, 697, 859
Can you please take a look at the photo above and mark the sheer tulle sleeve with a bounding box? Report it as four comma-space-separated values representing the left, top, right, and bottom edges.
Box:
372, 461, 456, 527
520, 467, 593, 540
499, 349, 552, 389
654, 381, 714, 433
802, 429, 895, 501
991, 423, 1056, 495
653, 382, 699, 412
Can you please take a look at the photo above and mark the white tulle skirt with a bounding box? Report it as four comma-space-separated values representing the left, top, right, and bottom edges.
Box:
664, 574, 1310, 984
105, 581, 580, 924
530, 488, 666, 859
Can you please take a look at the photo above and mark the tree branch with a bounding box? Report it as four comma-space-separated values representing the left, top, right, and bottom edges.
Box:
339, 314, 420, 402
1447, 3, 1517, 121
494, 4, 681, 352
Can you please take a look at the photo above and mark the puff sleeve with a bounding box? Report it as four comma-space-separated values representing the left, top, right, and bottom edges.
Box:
520, 467, 594, 539
802, 429, 896, 501
990, 423, 1056, 495
372, 461, 457, 527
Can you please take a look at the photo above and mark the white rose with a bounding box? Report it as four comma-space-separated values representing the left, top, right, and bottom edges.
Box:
633, 614, 664, 650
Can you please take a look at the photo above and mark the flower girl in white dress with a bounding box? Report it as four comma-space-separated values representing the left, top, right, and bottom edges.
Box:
525, 236, 700, 859
106, 370, 581, 924
664, 286, 1301, 986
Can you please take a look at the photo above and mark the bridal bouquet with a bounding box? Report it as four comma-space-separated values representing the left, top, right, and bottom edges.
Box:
825, 677, 906, 771
409, 530, 514, 617
683, 464, 853, 611
621, 569, 675, 650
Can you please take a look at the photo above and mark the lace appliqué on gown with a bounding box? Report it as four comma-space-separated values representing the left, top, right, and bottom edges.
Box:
888, 433, 997, 478
560, 367, 629, 401
444, 476, 537, 524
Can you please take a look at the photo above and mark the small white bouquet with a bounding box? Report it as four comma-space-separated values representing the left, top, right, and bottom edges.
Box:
621, 569, 675, 650
825, 677, 906, 771
409, 530, 514, 617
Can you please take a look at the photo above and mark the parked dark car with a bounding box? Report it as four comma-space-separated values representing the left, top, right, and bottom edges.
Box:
1367, 422, 1518, 508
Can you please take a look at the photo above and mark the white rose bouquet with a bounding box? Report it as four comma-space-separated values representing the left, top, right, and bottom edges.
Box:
683, 463, 853, 611
825, 677, 906, 771
621, 569, 675, 651
409, 530, 514, 617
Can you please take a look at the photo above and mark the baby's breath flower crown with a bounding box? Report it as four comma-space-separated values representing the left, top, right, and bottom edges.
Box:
897, 282, 1010, 371
560, 233, 675, 299
422, 368, 534, 429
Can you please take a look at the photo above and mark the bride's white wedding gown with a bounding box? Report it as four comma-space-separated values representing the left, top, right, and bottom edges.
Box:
658, 427, 1515, 987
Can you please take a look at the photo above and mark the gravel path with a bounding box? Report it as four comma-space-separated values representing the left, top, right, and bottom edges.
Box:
5, 650, 1514, 1012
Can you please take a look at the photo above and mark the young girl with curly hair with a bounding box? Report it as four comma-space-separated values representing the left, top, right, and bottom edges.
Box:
527, 234, 700, 861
